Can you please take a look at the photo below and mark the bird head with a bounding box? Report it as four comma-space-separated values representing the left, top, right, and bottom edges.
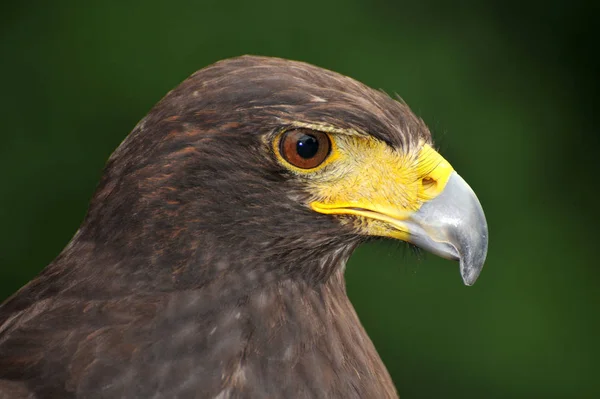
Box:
80, 55, 487, 290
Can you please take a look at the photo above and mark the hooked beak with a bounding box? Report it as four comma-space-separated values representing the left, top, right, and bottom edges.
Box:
400, 171, 488, 285
310, 143, 488, 285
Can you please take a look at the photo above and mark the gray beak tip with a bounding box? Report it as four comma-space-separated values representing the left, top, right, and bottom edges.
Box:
407, 172, 488, 286
461, 266, 479, 286
459, 231, 488, 286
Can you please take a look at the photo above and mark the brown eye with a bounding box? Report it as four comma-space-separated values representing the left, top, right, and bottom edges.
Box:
279, 129, 331, 169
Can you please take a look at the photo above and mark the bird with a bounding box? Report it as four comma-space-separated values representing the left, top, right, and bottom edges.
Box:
0, 55, 488, 398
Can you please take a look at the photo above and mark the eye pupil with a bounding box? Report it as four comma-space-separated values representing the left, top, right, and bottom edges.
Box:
296, 135, 319, 159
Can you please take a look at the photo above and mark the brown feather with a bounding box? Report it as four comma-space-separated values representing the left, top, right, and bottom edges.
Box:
0, 55, 430, 398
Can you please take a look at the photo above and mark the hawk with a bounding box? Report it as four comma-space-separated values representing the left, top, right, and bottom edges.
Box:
0, 56, 488, 398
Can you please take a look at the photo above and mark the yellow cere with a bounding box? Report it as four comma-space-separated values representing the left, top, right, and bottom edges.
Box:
296, 132, 455, 240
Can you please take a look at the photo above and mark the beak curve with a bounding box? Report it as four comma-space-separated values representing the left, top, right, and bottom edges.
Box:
308, 142, 488, 286
404, 172, 488, 285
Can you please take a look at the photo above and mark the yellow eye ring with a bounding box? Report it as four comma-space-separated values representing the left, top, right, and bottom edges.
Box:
279, 129, 330, 169
273, 129, 338, 173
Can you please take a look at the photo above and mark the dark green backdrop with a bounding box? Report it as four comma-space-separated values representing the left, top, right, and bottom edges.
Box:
1, 1, 598, 397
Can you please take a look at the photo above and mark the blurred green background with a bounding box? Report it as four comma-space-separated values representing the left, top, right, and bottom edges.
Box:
1, 1, 598, 397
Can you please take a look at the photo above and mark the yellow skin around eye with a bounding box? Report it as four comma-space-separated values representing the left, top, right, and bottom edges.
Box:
271, 126, 454, 240
310, 134, 452, 207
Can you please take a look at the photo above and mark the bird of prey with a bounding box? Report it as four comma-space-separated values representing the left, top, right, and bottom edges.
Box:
0, 56, 488, 398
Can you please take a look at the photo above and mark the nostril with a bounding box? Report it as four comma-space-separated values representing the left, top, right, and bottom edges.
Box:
422, 177, 437, 190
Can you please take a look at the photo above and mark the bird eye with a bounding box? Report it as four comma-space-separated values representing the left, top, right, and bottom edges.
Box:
278, 129, 331, 169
